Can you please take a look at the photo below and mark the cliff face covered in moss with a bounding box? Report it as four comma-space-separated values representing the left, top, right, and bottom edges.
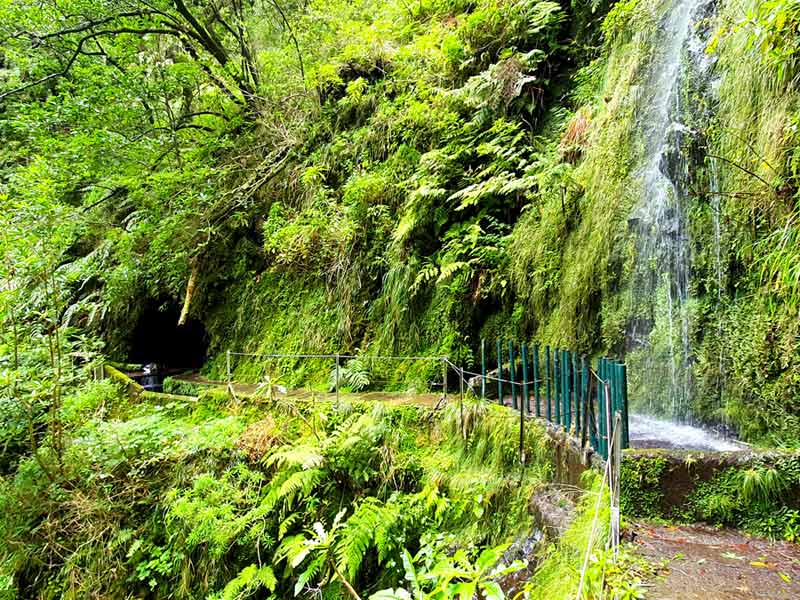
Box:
204, 0, 800, 444
2, 0, 800, 445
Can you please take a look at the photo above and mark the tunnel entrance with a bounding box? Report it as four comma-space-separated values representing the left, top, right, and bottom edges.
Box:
127, 299, 209, 373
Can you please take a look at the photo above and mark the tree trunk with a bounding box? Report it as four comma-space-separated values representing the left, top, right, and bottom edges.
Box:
178, 260, 200, 326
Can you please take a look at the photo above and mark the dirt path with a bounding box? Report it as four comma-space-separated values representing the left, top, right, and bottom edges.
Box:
172, 373, 443, 407
633, 523, 800, 599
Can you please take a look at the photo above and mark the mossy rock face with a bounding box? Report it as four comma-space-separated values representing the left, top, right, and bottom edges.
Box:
106, 361, 144, 372
103, 364, 144, 399
530, 485, 577, 539
620, 449, 745, 520
621, 451, 671, 519
621, 449, 800, 539
140, 391, 198, 403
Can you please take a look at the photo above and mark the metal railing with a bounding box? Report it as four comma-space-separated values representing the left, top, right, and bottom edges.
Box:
471, 339, 630, 459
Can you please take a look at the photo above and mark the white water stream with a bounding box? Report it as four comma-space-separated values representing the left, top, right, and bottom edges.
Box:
627, 0, 721, 426
629, 413, 745, 451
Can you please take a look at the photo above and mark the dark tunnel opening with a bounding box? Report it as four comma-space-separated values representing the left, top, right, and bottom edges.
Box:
127, 299, 209, 373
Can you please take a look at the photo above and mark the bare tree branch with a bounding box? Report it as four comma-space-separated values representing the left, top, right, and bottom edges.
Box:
29, 10, 160, 41
706, 154, 775, 190
267, 0, 306, 87
0, 28, 183, 101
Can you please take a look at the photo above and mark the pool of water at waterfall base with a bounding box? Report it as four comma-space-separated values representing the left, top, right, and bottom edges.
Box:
629, 413, 746, 451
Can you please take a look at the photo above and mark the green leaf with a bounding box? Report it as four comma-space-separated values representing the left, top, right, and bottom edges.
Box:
369, 589, 413, 600
481, 580, 505, 600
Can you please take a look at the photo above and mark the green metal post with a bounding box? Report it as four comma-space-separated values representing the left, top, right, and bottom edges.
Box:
521, 343, 529, 415
545, 346, 552, 421
509, 340, 517, 410
605, 359, 612, 460
572, 351, 579, 436
598, 358, 607, 460
606, 359, 617, 420
586, 373, 600, 452
613, 362, 621, 420
620, 362, 630, 449
480, 339, 486, 400
558, 350, 569, 427
496, 340, 503, 406
580, 355, 588, 445
519, 391, 525, 466
554, 351, 561, 425
604, 360, 613, 461
610, 362, 618, 438
606, 358, 612, 460
533, 344, 541, 417
564, 350, 571, 430
559, 349, 565, 428
558, 350, 564, 428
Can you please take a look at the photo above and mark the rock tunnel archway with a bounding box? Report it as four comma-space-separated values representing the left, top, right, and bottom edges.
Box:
127, 299, 209, 371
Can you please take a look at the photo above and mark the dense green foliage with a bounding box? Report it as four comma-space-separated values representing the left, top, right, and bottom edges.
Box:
3, 0, 799, 442
3, 0, 800, 595
0, 361, 631, 599
619, 454, 669, 521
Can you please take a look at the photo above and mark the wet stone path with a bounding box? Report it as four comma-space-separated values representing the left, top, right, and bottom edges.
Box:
633, 523, 800, 599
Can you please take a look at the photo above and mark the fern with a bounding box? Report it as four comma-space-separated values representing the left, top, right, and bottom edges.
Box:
275, 511, 352, 597
266, 444, 325, 470
239, 465, 319, 526
293, 554, 326, 596
277, 468, 323, 508
335, 498, 402, 580
329, 358, 371, 392
278, 512, 302, 541
221, 564, 276, 600
275, 533, 314, 570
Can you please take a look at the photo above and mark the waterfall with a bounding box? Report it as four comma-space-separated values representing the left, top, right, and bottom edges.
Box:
626, 0, 718, 421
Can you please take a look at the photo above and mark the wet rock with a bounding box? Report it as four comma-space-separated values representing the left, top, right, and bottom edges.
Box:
529, 486, 577, 539
496, 530, 544, 597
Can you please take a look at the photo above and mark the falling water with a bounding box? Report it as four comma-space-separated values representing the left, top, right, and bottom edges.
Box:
627, 0, 718, 421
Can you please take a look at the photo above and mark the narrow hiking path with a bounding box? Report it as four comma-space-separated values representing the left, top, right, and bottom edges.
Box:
171, 373, 443, 406
632, 523, 800, 599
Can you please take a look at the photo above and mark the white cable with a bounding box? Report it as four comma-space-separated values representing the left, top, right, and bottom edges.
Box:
575, 419, 619, 600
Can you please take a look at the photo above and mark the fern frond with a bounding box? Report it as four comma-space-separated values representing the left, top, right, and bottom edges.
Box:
277, 468, 323, 508
266, 444, 325, 470
278, 512, 302, 540
275, 533, 313, 569
294, 554, 326, 596
221, 564, 276, 600
335, 499, 402, 580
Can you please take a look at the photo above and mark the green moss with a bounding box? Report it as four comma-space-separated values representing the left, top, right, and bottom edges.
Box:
620, 453, 669, 519
681, 459, 800, 539
162, 377, 206, 397
140, 391, 197, 404
103, 364, 144, 399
